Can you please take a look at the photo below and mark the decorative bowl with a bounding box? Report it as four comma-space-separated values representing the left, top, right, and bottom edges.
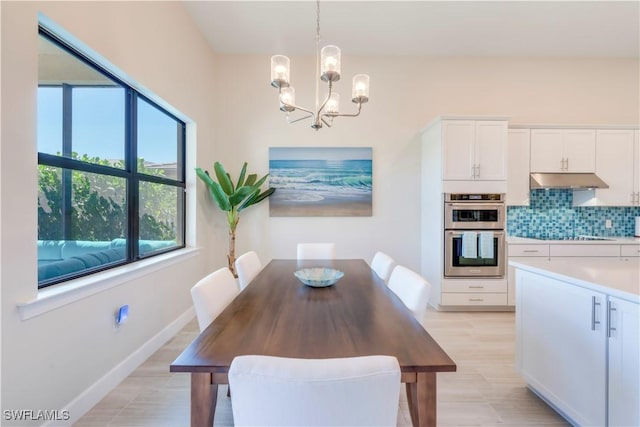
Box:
294, 267, 344, 287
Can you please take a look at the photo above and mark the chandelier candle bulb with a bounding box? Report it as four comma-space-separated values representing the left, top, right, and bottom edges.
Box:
320, 45, 341, 82
352, 74, 370, 103
279, 87, 296, 112
270, 55, 290, 88
325, 93, 340, 113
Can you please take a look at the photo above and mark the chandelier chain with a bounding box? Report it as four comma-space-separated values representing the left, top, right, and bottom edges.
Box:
316, 0, 321, 43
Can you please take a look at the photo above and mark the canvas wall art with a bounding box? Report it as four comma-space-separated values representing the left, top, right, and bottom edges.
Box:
269, 147, 373, 217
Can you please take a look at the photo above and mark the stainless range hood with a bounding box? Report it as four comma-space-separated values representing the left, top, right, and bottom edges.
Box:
530, 173, 609, 190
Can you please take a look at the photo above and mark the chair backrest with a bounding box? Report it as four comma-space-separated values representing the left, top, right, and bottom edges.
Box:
296, 243, 336, 260
371, 251, 396, 283
234, 251, 262, 290
229, 355, 400, 427
190, 267, 239, 332
387, 265, 431, 321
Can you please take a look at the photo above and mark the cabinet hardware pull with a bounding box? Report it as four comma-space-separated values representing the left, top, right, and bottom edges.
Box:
476, 165, 480, 178
607, 301, 617, 338
469, 269, 482, 273
468, 285, 484, 289
591, 296, 601, 331
469, 298, 484, 302
523, 250, 539, 253
565, 158, 569, 171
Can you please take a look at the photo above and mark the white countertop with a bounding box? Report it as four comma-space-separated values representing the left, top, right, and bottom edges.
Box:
509, 258, 640, 303
507, 236, 640, 245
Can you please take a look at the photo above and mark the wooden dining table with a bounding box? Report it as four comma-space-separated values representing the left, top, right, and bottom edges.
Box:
170, 259, 456, 427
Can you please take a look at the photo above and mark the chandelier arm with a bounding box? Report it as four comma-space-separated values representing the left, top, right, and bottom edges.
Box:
278, 92, 316, 116
287, 113, 315, 124
315, 81, 334, 116
321, 102, 363, 119
321, 117, 333, 127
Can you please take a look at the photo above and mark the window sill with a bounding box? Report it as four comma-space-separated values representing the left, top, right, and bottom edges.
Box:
18, 247, 200, 321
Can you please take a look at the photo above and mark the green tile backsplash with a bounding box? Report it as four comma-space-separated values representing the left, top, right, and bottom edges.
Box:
507, 189, 640, 239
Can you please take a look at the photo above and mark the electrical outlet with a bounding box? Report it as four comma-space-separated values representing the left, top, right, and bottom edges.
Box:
605, 219, 612, 229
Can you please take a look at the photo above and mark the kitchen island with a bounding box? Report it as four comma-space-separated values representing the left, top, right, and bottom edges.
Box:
510, 258, 639, 427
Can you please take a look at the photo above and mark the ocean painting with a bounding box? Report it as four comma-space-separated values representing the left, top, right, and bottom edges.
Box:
269, 147, 372, 217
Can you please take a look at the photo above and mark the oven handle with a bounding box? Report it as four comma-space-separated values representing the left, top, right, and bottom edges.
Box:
446, 203, 505, 210
447, 230, 505, 237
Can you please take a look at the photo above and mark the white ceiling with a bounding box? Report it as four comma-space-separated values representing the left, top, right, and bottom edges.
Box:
184, 1, 639, 58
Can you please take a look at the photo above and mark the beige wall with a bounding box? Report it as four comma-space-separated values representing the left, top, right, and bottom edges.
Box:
214, 54, 639, 269
1, 2, 224, 424
1, 1, 638, 424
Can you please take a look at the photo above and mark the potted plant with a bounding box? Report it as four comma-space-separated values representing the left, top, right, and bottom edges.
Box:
196, 162, 275, 277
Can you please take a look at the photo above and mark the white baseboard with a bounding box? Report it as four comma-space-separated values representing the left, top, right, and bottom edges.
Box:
43, 307, 195, 426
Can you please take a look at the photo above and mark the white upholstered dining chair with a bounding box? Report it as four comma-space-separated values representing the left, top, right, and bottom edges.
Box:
228, 354, 401, 427
296, 243, 336, 260
190, 267, 240, 332
387, 265, 431, 322
234, 250, 262, 290
371, 251, 396, 283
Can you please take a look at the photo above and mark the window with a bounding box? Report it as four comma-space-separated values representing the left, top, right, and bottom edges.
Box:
37, 28, 186, 288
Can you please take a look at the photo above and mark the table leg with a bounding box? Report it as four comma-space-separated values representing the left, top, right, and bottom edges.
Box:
191, 372, 217, 427
406, 372, 437, 427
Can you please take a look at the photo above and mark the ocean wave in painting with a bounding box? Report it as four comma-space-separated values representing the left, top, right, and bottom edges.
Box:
269, 159, 372, 203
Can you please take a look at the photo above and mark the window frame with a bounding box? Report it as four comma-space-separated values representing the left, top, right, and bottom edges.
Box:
37, 27, 186, 289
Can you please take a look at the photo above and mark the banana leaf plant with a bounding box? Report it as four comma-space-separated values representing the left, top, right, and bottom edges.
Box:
196, 162, 275, 277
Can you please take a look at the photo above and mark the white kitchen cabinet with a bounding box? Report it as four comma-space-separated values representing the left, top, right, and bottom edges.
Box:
442, 119, 507, 181
530, 128, 596, 173
514, 259, 640, 426
440, 279, 508, 306
593, 130, 636, 206
574, 129, 636, 207
607, 296, 640, 427
516, 270, 607, 426
506, 129, 530, 206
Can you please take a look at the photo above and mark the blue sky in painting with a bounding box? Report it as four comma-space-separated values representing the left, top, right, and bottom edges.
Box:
270, 147, 372, 161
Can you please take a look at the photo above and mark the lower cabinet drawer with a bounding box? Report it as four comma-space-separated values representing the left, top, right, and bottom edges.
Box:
621, 245, 640, 257
549, 244, 619, 257
441, 293, 507, 306
441, 281, 507, 293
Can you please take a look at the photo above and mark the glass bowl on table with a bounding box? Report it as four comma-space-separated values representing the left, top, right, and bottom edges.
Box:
294, 267, 344, 287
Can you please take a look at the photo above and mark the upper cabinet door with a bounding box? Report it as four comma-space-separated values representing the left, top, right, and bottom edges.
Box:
475, 121, 507, 180
530, 129, 596, 173
594, 129, 635, 206
530, 129, 564, 172
564, 129, 596, 172
442, 120, 475, 180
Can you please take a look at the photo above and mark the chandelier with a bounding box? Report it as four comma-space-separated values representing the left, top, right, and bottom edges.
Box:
270, 0, 370, 130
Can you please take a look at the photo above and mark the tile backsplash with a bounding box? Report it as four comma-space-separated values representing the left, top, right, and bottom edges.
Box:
507, 189, 640, 239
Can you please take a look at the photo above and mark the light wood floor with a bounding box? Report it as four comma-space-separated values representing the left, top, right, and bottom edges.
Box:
75, 308, 569, 426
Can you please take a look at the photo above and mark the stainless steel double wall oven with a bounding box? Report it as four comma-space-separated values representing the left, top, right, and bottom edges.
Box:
444, 193, 506, 278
